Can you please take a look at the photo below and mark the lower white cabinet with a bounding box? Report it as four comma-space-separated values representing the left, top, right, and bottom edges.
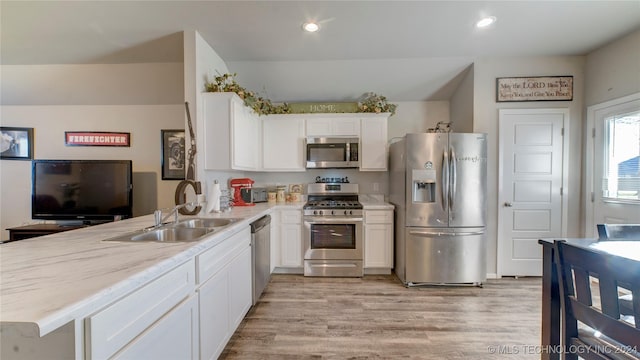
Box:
113, 295, 199, 360
198, 266, 229, 360
85, 259, 196, 360
279, 210, 303, 268
364, 210, 394, 270
197, 227, 252, 360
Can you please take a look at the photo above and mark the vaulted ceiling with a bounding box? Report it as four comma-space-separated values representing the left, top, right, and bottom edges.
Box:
2, 1, 640, 101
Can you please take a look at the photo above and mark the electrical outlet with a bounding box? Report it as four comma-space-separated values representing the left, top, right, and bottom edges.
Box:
373, 183, 380, 192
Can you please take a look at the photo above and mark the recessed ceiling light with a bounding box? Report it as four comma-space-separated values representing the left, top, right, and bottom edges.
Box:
476, 16, 496, 28
303, 22, 320, 32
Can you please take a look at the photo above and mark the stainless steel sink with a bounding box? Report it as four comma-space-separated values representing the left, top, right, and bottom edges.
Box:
103, 227, 214, 243
131, 227, 212, 242
173, 218, 242, 229
102, 217, 242, 243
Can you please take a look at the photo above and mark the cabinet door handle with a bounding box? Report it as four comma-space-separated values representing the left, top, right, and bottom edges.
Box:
504, 202, 513, 207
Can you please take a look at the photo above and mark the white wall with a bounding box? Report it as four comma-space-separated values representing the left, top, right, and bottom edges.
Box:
449, 65, 474, 133
473, 56, 585, 276
182, 30, 243, 200
1, 63, 183, 105
585, 29, 640, 107
0, 105, 184, 239
0, 60, 185, 239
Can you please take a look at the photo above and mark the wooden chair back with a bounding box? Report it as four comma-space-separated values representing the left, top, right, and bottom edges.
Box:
554, 240, 640, 360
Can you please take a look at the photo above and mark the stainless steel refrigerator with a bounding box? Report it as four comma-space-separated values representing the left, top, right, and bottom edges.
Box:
389, 132, 487, 286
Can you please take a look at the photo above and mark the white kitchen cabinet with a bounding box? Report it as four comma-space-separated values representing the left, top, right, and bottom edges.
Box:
112, 295, 198, 360
280, 210, 303, 268
228, 246, 252, 329
85, 259, 196, 360
197, 227, 252, 360
305, 116, 360, 136
360, 114, 389, 171
202, 92, 260, 171
364, 210, 394, 271
198, 266, 228, 360
262, 115, 306, 171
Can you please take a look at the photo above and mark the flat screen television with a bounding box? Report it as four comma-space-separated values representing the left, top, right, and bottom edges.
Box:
32, 159, 133, 223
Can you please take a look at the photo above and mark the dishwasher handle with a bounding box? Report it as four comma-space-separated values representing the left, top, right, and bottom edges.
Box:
250, 215, 271, 233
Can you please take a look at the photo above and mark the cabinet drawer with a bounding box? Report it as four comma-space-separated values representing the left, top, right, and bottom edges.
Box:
197, 227, 250, 284
86, 259, 195, 360
365, 211, 393, 224
280, 210, 301, 224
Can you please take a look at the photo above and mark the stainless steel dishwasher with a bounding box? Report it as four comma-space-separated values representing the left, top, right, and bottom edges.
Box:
250, 215, 271, 305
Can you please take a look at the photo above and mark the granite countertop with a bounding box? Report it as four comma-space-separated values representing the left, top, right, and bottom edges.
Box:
359, 194, 394, 210
0, 203, 293, 336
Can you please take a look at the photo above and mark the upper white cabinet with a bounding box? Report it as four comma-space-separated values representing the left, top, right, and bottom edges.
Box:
360, 114, 389, 171
306, 116, 360, 136
262, 115, 306, 171
202, 92, 261, 171
201, 93, 388, 172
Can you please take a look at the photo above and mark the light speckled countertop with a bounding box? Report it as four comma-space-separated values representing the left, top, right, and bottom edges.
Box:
0, 199, 391, 336
359, 194, 395, 210
0, 203, 289, 336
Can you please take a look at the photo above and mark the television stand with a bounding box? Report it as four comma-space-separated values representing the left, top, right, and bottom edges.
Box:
6, 224, 87, 242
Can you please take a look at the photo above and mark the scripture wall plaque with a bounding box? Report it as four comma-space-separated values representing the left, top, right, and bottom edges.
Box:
496, 76, 573, 102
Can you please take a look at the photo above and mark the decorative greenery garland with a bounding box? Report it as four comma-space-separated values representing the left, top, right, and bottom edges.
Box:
204, 73, 397, 116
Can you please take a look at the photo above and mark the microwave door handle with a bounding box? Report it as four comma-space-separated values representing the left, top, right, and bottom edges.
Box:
346, 142, 350, 162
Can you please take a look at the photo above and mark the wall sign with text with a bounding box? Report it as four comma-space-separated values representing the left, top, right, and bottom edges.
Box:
65, 131, 130, 147
496, 76, 573, 102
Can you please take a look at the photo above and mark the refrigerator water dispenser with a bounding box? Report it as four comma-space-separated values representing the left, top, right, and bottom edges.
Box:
412, 169, 436, 203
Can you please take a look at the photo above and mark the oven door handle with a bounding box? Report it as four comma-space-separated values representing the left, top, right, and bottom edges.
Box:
304, 217, 363, 223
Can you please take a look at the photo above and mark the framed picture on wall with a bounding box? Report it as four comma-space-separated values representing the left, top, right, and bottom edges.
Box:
1, 127, 34, 160
161, 129, 186, 180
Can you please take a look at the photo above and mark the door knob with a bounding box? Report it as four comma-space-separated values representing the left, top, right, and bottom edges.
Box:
504, 202, 513, 207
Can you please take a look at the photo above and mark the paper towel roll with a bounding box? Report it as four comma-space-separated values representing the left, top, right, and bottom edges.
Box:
206, 180, 221, 213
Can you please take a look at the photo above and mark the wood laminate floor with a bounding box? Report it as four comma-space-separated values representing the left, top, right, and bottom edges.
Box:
220, 274, 542, 359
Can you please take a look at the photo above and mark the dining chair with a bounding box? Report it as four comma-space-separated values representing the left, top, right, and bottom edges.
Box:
554, 240, 640, 360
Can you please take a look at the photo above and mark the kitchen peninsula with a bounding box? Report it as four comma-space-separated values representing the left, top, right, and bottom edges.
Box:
0, 197, 393, 360
0, 204, 272, 360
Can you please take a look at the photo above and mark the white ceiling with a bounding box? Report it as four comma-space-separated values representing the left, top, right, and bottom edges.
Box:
2, 1, 640, 102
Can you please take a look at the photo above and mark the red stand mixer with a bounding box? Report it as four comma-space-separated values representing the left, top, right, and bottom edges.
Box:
230, 178, 255, 206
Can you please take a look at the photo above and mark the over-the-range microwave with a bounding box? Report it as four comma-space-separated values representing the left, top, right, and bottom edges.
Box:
305, 137, 360, 169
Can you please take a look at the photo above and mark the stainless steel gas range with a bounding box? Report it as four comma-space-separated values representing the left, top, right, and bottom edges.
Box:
303, 178, 363, 277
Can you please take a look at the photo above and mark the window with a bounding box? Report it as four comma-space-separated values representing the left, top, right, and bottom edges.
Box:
602, 111, 640, 201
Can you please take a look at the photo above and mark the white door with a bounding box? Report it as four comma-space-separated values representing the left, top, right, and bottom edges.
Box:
586, 94, 640, 237
498, 109, 568, 276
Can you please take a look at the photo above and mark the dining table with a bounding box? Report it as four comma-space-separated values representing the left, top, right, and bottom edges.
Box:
537, 237, 640, 360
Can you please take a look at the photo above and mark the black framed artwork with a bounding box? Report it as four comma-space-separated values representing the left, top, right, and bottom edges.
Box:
161, 129, 186, 180
1, 127, 34, 160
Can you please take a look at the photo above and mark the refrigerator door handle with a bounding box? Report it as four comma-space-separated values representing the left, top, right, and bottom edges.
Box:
442, 150, 449, 211
449, 147, 457, 211
409, 230, 486, 237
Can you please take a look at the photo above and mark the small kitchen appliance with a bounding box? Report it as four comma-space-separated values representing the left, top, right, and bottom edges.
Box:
230, 178, 256, 207
303, 177, 363, 277
241, 187, 268, 204
305, 137, 360, 169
